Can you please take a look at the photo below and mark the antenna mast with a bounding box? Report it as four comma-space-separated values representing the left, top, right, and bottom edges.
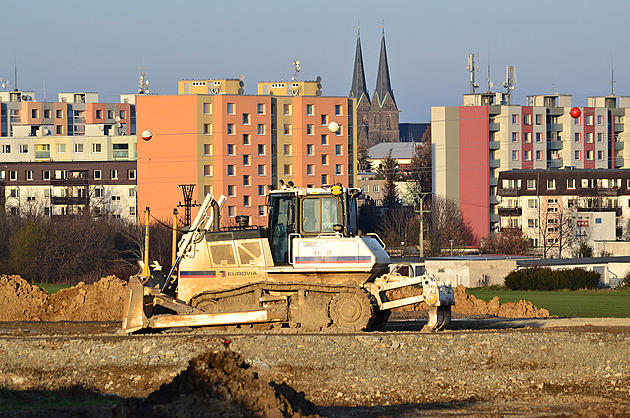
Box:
466, 53, 479, 94
13, 49, 18, 91
138, 66, 150, 94
503, 65, 517, 104
610, 53, 615, 96
291, 59, 301, 81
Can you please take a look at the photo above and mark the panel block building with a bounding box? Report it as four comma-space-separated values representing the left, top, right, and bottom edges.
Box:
432, 93, 630, 242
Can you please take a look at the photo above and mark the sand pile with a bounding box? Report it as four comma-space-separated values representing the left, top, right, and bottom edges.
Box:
115, 350, 319, 417
388, 284, 550, 318
0, 275, 49, 321
0, 275, 128, 322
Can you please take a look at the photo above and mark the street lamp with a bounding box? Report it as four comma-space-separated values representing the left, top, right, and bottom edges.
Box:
449, 239, 454, 257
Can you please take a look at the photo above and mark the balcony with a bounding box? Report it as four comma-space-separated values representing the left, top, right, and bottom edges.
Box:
51, 196, 89, 206
489, 177, 498, 187
113, 150, 129, 159
51, 178, 89, 186
489, 213, 499, 223
548, 158, 563, 168
547, 140, 563, 150
499, 188, 519, 197
498, 207, 522, 216
615, 123, 624, 133
489, 140, 500, 150
35, 151, 51, 159
577, 207, 622, 217
489, 195, 501, 205
615, 156, 624, 167
548, 107, 564, 116
489, 158, 501, 168
547, 123, 563, 132
597, 188, 620, 196
489, 122, 500, 131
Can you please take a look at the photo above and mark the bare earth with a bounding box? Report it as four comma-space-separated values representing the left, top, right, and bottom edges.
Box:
0, 275, 629, 416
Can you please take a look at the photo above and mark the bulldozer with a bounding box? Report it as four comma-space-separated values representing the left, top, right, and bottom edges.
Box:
122, 185, 454, 333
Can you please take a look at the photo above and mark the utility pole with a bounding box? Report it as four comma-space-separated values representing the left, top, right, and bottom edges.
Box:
177, 184, 200, 226
415, 191, 431, 257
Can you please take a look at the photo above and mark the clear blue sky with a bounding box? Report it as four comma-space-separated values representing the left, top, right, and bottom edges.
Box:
3, 0, 630, 122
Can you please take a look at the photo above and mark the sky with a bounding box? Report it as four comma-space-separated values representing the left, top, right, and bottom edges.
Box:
2, 0, 630, 123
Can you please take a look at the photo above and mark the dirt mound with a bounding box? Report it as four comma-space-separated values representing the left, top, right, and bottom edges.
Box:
388, 284, 550, 318
0, 275, 49, 321
115, 350, 319, 418
38, 276, 128, 321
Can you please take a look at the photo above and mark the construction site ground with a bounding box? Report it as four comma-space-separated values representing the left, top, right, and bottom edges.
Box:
1, 275, 630, 417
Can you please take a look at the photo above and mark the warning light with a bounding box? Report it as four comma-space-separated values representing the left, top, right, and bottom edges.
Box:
141, 130, 153, 141
570, 107, 581, 119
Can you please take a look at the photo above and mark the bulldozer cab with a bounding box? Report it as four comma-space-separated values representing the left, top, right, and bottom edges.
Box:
267, 185, 360, 265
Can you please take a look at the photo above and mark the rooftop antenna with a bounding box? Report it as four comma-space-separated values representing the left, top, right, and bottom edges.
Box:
291, 59, 301, 81
487, 47, 493, 93
466, 53, 479, 94
610, 52, 615, 96
503, 65, 517, 95
138, 66, 150, 94
0, 78, 8, 91
13, 49, 18, 91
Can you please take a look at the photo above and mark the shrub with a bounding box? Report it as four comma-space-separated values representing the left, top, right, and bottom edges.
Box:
504, 267, 600, 291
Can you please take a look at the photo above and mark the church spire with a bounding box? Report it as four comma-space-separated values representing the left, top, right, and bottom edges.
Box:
350, 25, 370, 105
374, 25, 396, 107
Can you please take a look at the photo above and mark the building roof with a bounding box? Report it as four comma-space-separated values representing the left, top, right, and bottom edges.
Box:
373, 27, 396, 108
349, 26, 370, 106
368, 142, 417, 160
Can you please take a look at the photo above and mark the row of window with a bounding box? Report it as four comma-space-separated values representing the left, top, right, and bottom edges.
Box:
512, 113, 609, 126
503, 177, 630, 191
215, 102, 344, 118
0, 169, 136, 181
205, 123, 344, 137
510, 131, 608, 144
1, 143, 130, 155
27, 109, 127, 120
511, 149, 606, 162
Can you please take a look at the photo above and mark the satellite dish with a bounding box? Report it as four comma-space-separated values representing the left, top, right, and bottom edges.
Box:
316, 76, 322, 83
238, 74, 245, 81
116, 122, 122, 128
115, 116, 121, 122
239, 80, 244, 87
237, 88, 244, 94
42, 128, 50, 135
99, 125, 104, 131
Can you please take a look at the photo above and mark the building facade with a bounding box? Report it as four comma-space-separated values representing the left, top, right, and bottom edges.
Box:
136, 92, 357, 225
350, 27, 399, 148
432, 93, 630, 241
0, 91, 137, 219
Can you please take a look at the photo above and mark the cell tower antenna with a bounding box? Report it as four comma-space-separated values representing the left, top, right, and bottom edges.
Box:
466, 53, 479, 94
138, 66, 150, 94
610, 52, 615, 96
13, 49, 18, 91
487, 47, 494, 93
503, 65, 517, 93
291, 59, 301, 81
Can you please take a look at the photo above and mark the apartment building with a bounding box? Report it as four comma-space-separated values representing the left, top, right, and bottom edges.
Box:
0, 91, 137, 219
432, 93, 630, 241
136, 90, 356, 225
497, 168, 630, 257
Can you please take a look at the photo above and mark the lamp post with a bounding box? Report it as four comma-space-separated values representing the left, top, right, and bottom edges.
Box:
449, 239, 454, 257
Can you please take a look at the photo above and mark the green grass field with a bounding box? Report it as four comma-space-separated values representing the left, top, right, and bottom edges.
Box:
468, 287, 630, 318
33, 283, 72, 294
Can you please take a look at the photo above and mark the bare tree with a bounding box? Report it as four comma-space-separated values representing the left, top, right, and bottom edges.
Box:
481, 227, 531, 255
376, 150, 400, 209
426, 195, 476, 256
533, 197, 576, 258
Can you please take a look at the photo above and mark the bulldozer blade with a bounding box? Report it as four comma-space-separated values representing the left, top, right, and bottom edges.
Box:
422, 305, 449, 332
147, 309, 284, 329
122, 276, 149, 333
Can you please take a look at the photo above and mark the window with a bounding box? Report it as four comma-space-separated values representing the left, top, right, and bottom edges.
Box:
306, 104, 313, 115
271, 103, 276, 115
19, 144, 28, 154
528, 218, 538, 228
511, 132, 519, 142
243, 154, 250, 166
586, 132, 593, 143
258, 205, 266, 216
321, 114, 328, 126
26, 170, 33, 180
9, 171, 17, 181
527, 179, 536, 189
257, 103, 265, 115
575, 150, 581, 160
373, 184, 380, 193
129, 207, 136, 216
56, 125, 63, 134
283, 164, 292, 175
242, 133, 251, 145
307, 144, 314, 156
94, 170, 101, 180
321, 134, 328, 145
204, 144, 213, 156
574, 133, 581, 142
335, 164, 343, 175
523, 132, 531, 143
284, 144, 292, 156
57, 143, 67, 155
511, 150, 519, 161
56, 109, 63, 118
227, 144, 235, 155
107, 110, 114, 119
307, 164, 314, 175
548, 198, 558, 205
597, 115, 604, 125
321, 174, 329, 185
306, 124, 313, 135
547, 207, 558, 213
111, 169, 118, 180
243, 175, 250, 186
582, 178, 595, 188
258, 144, 265, 156
74, 143, 83, 153
523, 150, 531, 161
96, 109, 103, 119
43, 170, 50, 180
335, 104, 342, 116
536, 150, 542, 160
203, 103, 212, 115
335, 125, 342, 136
284, 124, 292, 135
227, 185, 235, 197
94, 187, 103, 198
535, 114, 542, 125
242, 113, 250, 125
227, 206, 236, 217
258, 185, 265, 196
227, 123, 235, 135
283, 104, 291, 115
527, 199, 538, 209
258, 164, 265, 176
227, 165, 235, 176
2, 144, 10, 153
243, 195, 251, 207
128, 169, 136, 180
335, 144, 342, 156
586, 150, 594, 160
598, 150, 604, 161
586, 115, 593, 125
129, 188, 136, 197
112, 195, 121, 201
92, 143, 102, 153
204, 123, 212, 135
523, 114, 531, 125
597, 132, 604, 143
119, 110, 126, 119
546, 179, 556, 189
535, 132, 542, 142
321, 154, 329, 166
227, 103, 235, 114
257, 124, 265, 135
512, 114, 519, 124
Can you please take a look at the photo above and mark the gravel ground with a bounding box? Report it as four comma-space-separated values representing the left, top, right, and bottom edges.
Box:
1, 318, 629, 416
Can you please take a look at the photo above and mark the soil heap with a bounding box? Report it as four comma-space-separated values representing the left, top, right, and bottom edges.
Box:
115, 350, 319, 418
0, 275, 48, 321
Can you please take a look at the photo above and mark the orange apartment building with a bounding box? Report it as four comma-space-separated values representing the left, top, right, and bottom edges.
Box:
136, 92, 356, 226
